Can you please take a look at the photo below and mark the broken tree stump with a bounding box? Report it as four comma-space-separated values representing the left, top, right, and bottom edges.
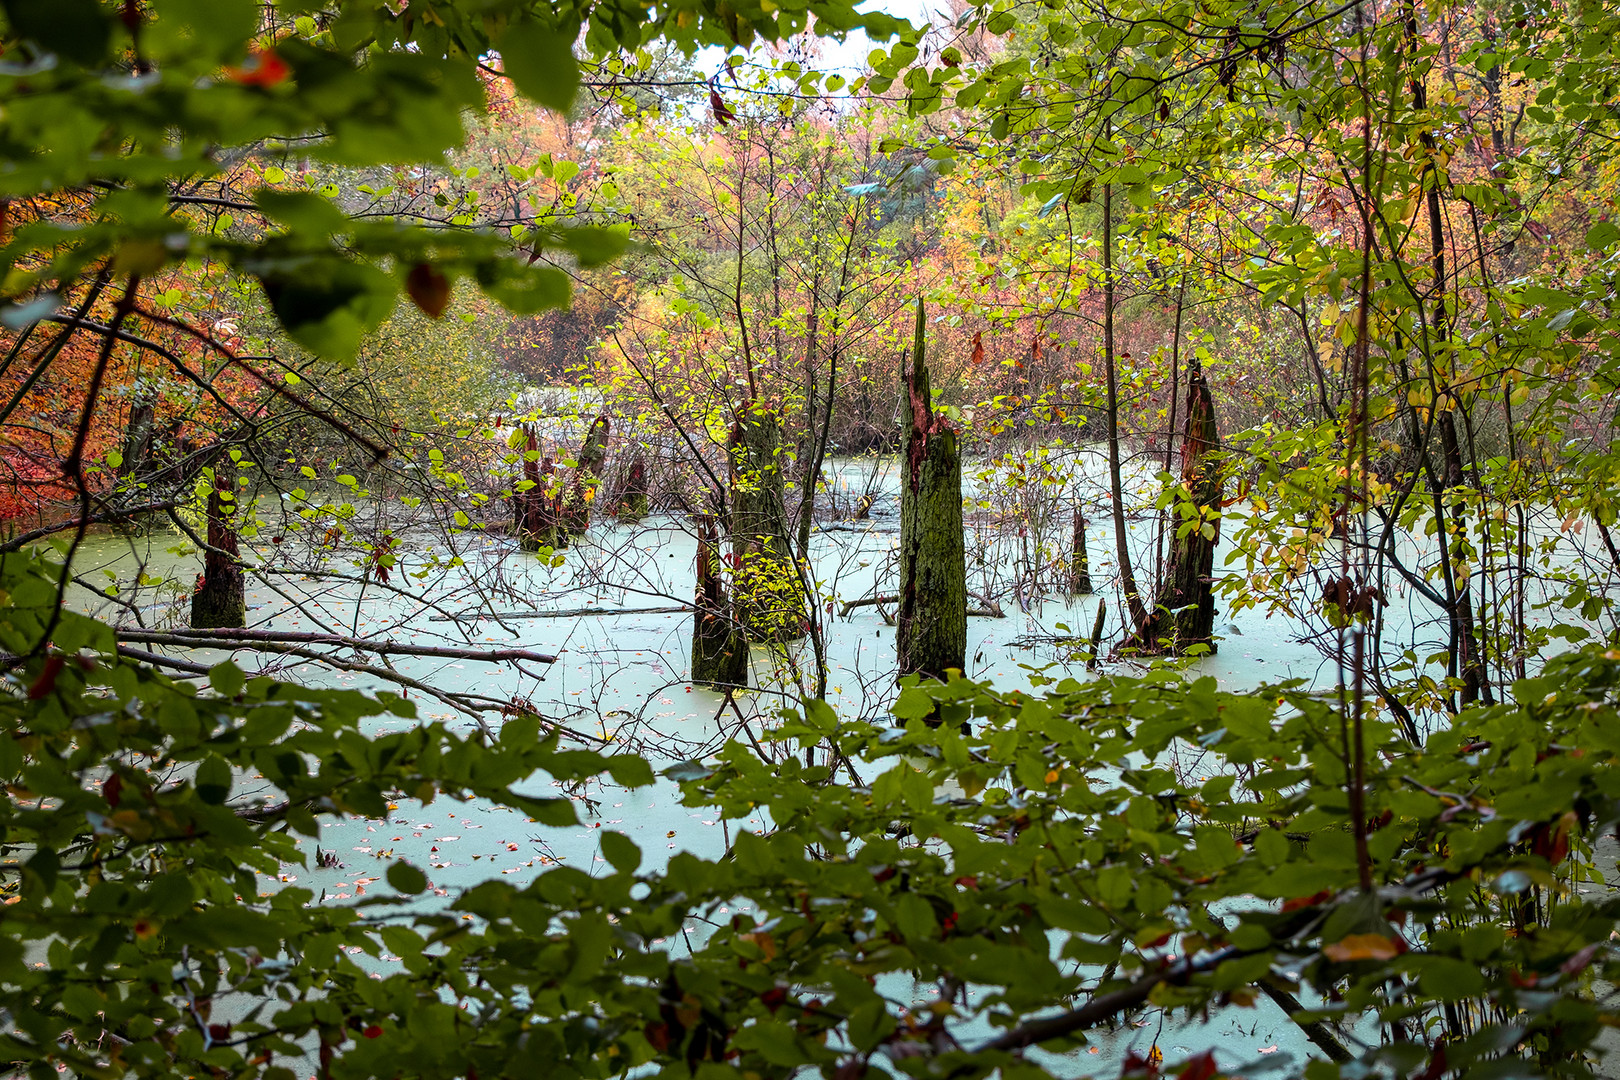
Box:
615, 452, 649, 521
1069, 507, 1093, 596
691, 515, 748, 688
191, 476, 246, 629
557, 413, 610, 542
896, 299, 967, 684
513, 429, 559, 552
1125, 358, 1222, 655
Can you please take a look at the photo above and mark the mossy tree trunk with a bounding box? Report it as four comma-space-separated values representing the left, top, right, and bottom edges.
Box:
896, 299, 966, 684
691, 515, 748, 688
191, 479, 246, 629
728, 403, 805, 642
1128, 360, 1222, 655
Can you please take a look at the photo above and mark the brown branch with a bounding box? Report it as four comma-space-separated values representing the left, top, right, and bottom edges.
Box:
113, 628, 557, 664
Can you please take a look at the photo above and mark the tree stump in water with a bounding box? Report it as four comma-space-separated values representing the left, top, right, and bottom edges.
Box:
691, 516, 748, 687
191, 479, 246, 629
1068, 508, 1093, 596
513, 429, 559, 552
557, 413, 610, 542
615, 453, 649, 521
896, 299, 967, 685
728, 404, 805, 642
1127, 361, 1222, 655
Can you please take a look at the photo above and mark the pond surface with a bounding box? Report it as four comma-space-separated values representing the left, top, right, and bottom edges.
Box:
51, 450, 1605, 1076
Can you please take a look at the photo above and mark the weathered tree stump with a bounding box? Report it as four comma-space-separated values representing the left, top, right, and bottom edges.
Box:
896, 299, 967, 684
728, 404, 805, 642
1127, 360, 1222, 655
691, 516, 748, 688
513, 429, 559, 552
191, 478, 246, 630
557, 413, 610, 542
615, 453, 649, 521
1069, 508, 1093, 596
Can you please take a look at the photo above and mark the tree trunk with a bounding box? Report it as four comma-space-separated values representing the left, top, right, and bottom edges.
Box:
1127, 361, 1222, 655
513, 430, 558, 552
615, 453, 649, 521
557, 413, 610, 541
1069, 508, 1094, 596
691, 515, 748, 688
1103, 179, 1149, 631
729, 403, 804, 642
191, 479, 246, 630
896, 299, 967, 684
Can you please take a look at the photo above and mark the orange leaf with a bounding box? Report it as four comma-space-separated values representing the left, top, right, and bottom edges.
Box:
1323, 933, 1405, 962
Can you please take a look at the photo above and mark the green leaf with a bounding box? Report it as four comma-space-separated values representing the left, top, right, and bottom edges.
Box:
1587, 221, 1620, 250
1, 0, 111, 63
210, 661, 245, 698
387, 860, 429, 895
600, 831, 641, 873
195, 755, 232, 805
500, 22, 580, 113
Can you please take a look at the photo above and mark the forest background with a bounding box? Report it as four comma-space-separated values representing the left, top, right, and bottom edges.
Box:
7, 0, 1620, 1078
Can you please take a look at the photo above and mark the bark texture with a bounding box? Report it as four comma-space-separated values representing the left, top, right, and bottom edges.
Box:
557, 413, 610, 541
1069, 508, 1093, 596
513, 430, 558, 552
691, 516, 748, 687
728, 404, 804, 642
1128, 362, 1222, 655
191, 481, 246, 630
896, 300, 967, 683
616, 453, 649, 521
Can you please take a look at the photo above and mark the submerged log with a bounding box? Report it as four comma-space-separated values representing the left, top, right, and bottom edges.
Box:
1069, 508, 1094, 596
1126, 360, 1222, 655
896, 299, 967, 684
691, 516, 748, 688
728, 404, 805, 642
191, 478, 246, 629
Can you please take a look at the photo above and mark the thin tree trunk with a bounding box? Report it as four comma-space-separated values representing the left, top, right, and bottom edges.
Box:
1103, 180, 1148, 631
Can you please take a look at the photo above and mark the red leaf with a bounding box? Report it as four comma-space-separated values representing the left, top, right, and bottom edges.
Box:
1176, 1050, 1219, 1080
102, 773, 123, 808
28, 655, 64, 699
1280, 889, 1333, 913
406, 263, 451, 319
710, 89, 736, 126
226, 50, 290, 88
1415, 1038, 1448, 1080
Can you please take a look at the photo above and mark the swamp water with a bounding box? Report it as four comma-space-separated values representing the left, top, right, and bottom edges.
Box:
47, 452, 1605, 1077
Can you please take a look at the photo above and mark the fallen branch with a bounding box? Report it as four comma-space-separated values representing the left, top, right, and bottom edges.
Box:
429, 605, 692, 623
114, 628, 557, 665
